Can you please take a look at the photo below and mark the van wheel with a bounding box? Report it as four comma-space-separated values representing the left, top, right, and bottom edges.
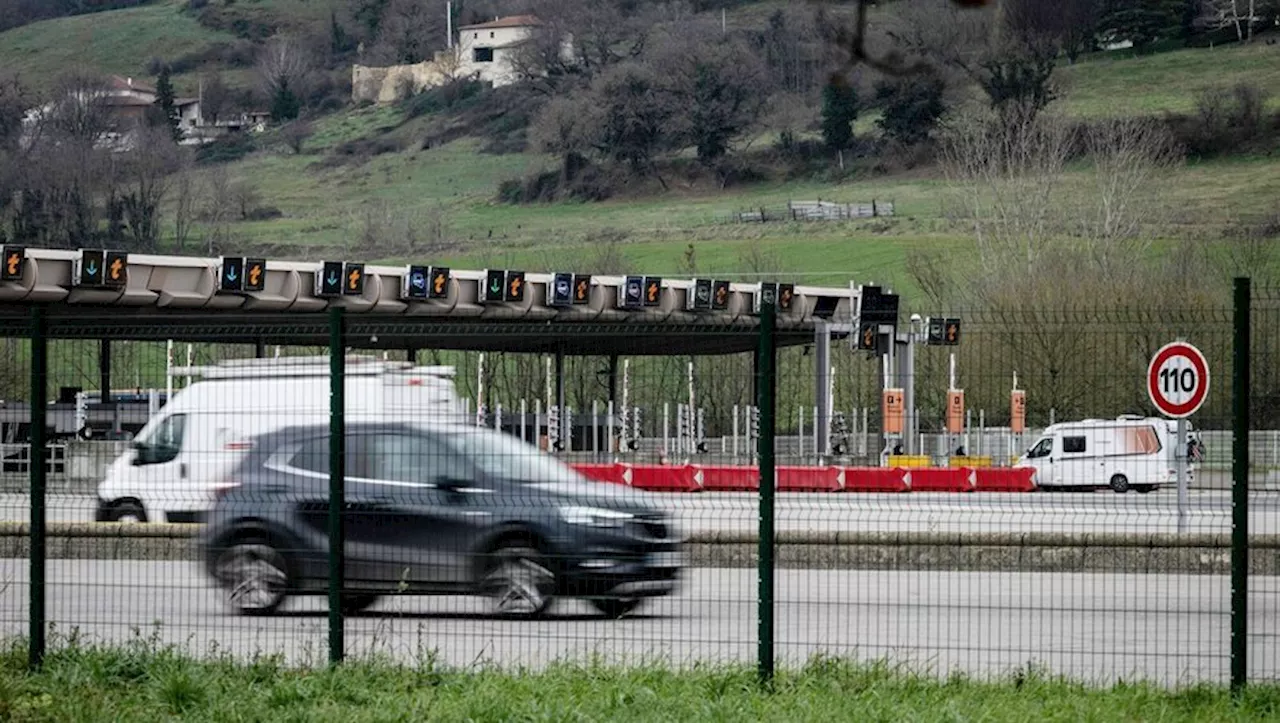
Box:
1109, 474, 1131, 494
106, 501, 148, 523
214, 541, 290, 616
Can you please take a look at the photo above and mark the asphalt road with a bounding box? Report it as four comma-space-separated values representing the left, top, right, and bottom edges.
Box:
1, 559, 1276, 685
3, 490, 1280, 535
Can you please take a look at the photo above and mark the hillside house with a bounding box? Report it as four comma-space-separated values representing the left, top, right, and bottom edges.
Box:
352, 14, 571, 103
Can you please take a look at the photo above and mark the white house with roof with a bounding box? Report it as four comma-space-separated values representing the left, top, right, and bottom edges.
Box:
352, 14, 570, 103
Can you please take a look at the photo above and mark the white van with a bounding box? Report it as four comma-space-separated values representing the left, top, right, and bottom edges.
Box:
1017, 415, 1193, 494
95, 356, 467, 523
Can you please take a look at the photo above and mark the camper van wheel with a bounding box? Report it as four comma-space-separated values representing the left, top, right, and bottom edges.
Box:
1109, 474, 1131, 494
106, 501, 148, 523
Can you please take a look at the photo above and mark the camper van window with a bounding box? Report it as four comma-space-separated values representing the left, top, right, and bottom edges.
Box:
1063, 436, 1087, 454
138, 414, 186, 465
1026, 438, 1052, 458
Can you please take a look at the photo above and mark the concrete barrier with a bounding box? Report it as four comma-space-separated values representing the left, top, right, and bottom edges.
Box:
3, 522, 1278, 575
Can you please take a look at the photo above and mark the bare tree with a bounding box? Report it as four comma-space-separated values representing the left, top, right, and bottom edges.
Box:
115, 125, 187, 252
46, 72, 113, 143
369, 0, 447, 65
280, 119, 315, 154
198, 71, 233, 125
256, 34, 316, 101
171, 162, 198, 254
510, 0, 656, 91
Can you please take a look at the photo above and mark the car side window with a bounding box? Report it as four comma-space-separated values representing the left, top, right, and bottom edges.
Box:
370, 433, 472, 486
286, 436, 361, 476
138, 414, 186, 465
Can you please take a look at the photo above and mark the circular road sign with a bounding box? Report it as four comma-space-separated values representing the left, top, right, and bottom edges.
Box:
1147, 341, 1209, 419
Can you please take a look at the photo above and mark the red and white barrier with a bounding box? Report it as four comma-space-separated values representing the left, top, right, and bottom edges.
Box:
567, 462, 1038, 493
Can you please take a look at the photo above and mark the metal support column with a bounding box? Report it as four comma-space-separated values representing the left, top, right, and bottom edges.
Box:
896, 335, 915, 455
756, 300, 777, 688
29, 307, 47, 670
555, 347, 566, 451
814, 320, 832, 458
607, 355, 618, 410
98, 340, 111, 404
254, 339, 266, 359
407, 348, 418, 365
1231, 277, 1251, 694
327, 307, 346, 665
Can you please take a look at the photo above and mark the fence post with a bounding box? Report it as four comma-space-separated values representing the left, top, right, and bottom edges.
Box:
328, 307, 346, 665
756, 299, 777, 687
1231, 277, 1250, 694
28, 306, 47, 670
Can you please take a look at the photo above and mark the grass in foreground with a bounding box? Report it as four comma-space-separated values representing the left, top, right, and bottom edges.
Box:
2, 641, 1279, 722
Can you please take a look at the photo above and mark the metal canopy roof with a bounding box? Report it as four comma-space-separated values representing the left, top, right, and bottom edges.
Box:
0, 248, 867, 355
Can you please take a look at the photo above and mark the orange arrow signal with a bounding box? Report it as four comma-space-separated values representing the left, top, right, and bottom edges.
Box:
647, 283, 658, 302
5, 253, 18, 276
715, 287, 726, 303
348, 267, 361, 290
109, 257, 123, 281
510, 276, 523, 297
576, 280, 588, 299
434, 273, 446, 294
864, 328, 874, 347
248, 264, 262, 287
947, 324, 957, 341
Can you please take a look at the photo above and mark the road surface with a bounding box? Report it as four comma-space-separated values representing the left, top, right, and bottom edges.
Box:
3, 491, 1280, 535
0, 559, 1276, 686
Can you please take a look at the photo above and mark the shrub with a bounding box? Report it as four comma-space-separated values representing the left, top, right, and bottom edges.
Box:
195, 134, 256, 165
875, 76, 946, 146
1167, 83, 1274, 158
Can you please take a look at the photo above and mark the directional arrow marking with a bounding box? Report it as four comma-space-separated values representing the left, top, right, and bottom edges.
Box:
327, 272, 338, 287
6, 254, 18, 276
509, 277, 523, 296
110, 258, 123, 280
490, 278, 502, 293
348, 268, 361, 289
226, 267, 238, 282
434, 274, 446, 294
248, 265, 262, 287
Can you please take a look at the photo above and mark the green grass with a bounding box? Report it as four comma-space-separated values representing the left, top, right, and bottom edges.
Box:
1057, 41, 1280, 117
3, 641, 1279, 722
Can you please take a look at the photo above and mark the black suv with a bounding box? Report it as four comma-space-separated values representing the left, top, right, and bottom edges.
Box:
197, 422, 682, 618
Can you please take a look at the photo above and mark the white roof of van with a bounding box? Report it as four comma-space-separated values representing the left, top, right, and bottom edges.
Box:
171, 355, 457, 380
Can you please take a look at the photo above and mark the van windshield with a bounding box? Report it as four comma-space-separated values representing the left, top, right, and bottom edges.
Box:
1026, 437, 1052, 459
439, 427, 583, 485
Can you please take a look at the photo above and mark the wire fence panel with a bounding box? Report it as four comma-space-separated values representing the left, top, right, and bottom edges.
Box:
774, 305, 1237, 686
1250, 284, 1280, 684
2, 286, 1273, 687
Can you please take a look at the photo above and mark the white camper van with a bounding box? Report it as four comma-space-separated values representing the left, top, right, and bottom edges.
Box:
95, 356, 467, 524
1016, 415, 1194, 493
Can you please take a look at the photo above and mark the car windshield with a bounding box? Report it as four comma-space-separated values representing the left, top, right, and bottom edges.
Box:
439, 426, 584, 485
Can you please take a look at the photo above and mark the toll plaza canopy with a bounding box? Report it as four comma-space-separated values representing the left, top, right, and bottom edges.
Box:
0, 248, 878, 354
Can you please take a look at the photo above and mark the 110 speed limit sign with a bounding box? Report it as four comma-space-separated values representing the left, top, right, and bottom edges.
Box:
1147, 341, 1209, 419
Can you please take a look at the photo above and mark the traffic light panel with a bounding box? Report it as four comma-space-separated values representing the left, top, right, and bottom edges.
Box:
219, 256, 244, 292
244, 258, 266, 292
483, 269, 505, 302
572, 274, 591, 304
643, 276, 662, 307
316, 261, 344, 296
104, 250, 128, 288
857, 322, 878, 351
620, 276, 644, 309
551, 272, 573, 306
944, 318, 961, 346
711, 280, 730, 310
777, 283, 794, 311
76, 249, 104, 287
403, 264, 430, 300
2, 246, 24, 282
429, 267, 450, 299
505, 270, 526, 302
689, 278, 713, 311
928, 317, 945, 345
343, 263, 365, 296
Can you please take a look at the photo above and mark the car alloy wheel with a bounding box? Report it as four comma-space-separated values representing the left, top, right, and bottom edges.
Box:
590, 597, 642, 619
484, 545, 555, 618
215, 542, 289, 615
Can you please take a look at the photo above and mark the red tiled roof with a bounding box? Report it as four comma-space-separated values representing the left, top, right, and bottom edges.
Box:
458, 14, 543, 30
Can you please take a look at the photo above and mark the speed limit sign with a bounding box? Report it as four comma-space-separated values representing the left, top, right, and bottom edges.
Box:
1147, 341, 1209, 419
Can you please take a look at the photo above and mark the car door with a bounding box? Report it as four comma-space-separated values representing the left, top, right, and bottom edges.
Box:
364, 431, 494, 585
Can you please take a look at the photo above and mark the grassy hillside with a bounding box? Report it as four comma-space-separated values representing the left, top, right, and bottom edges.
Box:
0, 0, 339, 95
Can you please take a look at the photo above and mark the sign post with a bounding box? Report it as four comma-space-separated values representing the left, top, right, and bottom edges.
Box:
1147, 340, 1210, 534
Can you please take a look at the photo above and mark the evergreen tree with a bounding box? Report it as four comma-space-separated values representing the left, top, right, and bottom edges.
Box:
821, 80, 858, 151
270, 79, 301, 123
154, 65, 181, 143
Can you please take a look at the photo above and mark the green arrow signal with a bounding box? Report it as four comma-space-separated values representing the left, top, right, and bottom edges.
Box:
490, 278, 501, 293
327, 272, 338, 286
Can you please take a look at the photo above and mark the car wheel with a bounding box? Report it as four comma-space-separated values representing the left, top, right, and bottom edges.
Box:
483, 544, 555, 618
214, 540, 290, 616
106, 501, 148, 523
1135, 484, 1157, 494
1109, 474, 1130, 494
590, 597, 642, 619
340, 593, 380, 615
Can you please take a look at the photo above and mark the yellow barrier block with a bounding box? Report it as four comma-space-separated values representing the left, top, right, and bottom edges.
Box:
888, 455, 932, 469
950, 456, 994, 469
